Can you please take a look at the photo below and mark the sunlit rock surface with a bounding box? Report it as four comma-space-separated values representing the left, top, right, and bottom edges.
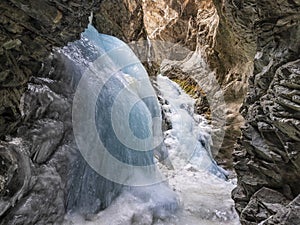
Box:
92, 0, 247, 168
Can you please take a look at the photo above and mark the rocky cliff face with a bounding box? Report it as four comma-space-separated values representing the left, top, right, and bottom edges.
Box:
0, 0, 96, 138
0, 0, 97, 223
212, 0, 300, 224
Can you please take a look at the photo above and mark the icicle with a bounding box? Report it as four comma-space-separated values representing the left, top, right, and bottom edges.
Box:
88, 12, 93, 25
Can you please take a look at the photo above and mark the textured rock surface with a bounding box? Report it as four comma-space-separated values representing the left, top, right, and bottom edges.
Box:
0, 0, 96, 138
212, 0, 300, 224
0, 1, 98, 223
0, 54, 74, 224
211, 0, 256, 167
94, 0, 146, 42
263, 194, 300, 225
0, 139, 31, 218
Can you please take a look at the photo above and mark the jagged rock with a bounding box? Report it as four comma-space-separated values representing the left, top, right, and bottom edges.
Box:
262, 194, 300, 225
0, 140, 31, 218
0, 0, 98, 138
142, 0, 218, 52
240, 188, 290, 224
0, 49, 76, 224
215, 0, 300, 224
21, 119, 64, 164
210, 0, 256, 168
0, 2, 97, 220
93, 0, 146, 42
1, 164, 66, 225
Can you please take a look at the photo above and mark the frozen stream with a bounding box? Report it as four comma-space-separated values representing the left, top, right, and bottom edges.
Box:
155, 75, 240, 225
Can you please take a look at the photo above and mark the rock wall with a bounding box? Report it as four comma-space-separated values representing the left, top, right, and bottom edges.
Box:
142, 0, 252, 168
212, 0, 300, 224
211, 0, 256, 167
0, 0, 96, 138
0, 53, 76, 224
0, 0, 98, 223
93, 0, 146, 42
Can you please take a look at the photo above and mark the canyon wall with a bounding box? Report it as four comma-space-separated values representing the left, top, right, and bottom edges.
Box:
0, 0, 97, 138
1, 0, 300, 224
214, 0, 300, 224
0, 1, 97, 223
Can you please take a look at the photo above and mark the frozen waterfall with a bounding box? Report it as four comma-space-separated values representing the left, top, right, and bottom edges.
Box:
61, 25, 238, 224
62, 24, 177, 216
156, 75, 228, 180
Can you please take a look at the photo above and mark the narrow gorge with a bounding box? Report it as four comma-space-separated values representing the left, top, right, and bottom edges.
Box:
0, 1, 299, 225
